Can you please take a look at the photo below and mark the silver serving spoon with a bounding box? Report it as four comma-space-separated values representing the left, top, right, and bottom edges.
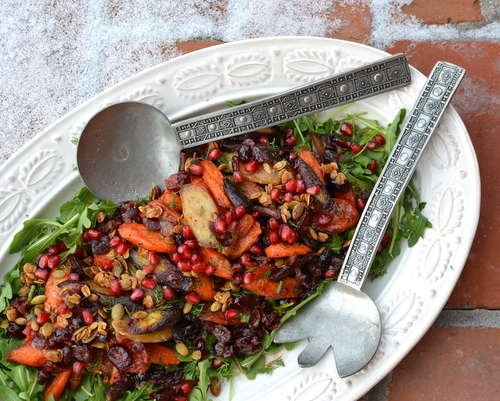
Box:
274, 61, 466, 377
77, 54, 411, 203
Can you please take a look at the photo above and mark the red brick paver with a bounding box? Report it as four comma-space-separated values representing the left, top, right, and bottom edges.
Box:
401, 0, 486, 24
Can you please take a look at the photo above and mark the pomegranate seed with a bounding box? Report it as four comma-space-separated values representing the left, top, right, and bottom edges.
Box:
68, 273, 80, 281
37, 311, 50, 325
110, 236, 122, 247
116, 242, 128, 255
212, 358, 223, 369
324, 269, 339, 278
284, 192, 293, 203
47, 255, 61, 269
234, 205, 246, 217
130, 288, 145, 302
73, 361, 85, 375
147, 251, 159, 266
318, 214, 333, 226
243, 272, 255, 285
284, 179, 297, 193
57, 241, 68, 251
184, 239, 199, 250
374, 134, 386, 147
250, 211, 261, 220
268, 217, 280, 230
381, 233, 391, 247
180, 381, 193, 395
244, 160, 259, 174
177, 260, 192, 272
173, 396, 188, 401
185, 292, 200, 305
233, 171, 244, 184
225, 309, 239, 320
356, 198, 367, 211
190, 163, 204, 175
190, 253, 203, 263
232, 273, 243, 285
259, 135, 269, 145
214, 218, 227, 233
341, 122, 354, 137
143, 264, 154, 275
86, 229, 100, 240
177, 244, 192, 259
377, 245, 384, 254
239, 253, 252, 267
249, 245, 264, 255
163, 286, 176, 301
141, 277, 157, 290
296, 179, 306, 194
38, 254, 49, 269
285, 135, 297, 147
287, 230, 298, 244
208, 148, 222, 161
270, 187, 281, 201
101, 258, 114, 272
367, 160, 377, 173
350, 143, 363, 154
232, 263, 245, 274
47, 245, 61, 255
191, 262, 207, 274
224, 210, 236, 225
171, 252, 184, 264
58, 303, 70, 315
289, 152, 297, 160
34, 268, 49, 281
279, 224, 293, 242
82, 309, 93, 325
366, 141, 376, 151
182, 225, 194, 240
204, 264, 216, 275
268, 230, 280, 244
306, 184, 321, 196
109, 280, 121, 296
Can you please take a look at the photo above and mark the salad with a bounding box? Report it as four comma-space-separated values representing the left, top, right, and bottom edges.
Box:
0, 105, 430, 401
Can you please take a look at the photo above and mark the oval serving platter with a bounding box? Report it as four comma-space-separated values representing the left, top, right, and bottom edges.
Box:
0, 37, 480, 401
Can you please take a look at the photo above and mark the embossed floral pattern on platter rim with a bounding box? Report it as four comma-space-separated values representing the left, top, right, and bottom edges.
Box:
0, 37, 480, 401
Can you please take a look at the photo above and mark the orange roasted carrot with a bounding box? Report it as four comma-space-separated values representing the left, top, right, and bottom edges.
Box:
68, 370, 83, 392
44, 264, 71, 312
222, 214, 262, 260
200, 160, 233, 208
298, 148, 326, 186
311, 198, 360, 233
264, 243, 312, 258
44, 366, 72, 401
7, 344, 48, 367
198, 247, 233, 279
200, 308, 242, 325
333, 186, 356, 206
118, 223, 176, 253
193, 274, 217, 301
144, 344, 180, 365
160, 190, 182, 212
241, 276, 301, 299
109, 366, 122, 385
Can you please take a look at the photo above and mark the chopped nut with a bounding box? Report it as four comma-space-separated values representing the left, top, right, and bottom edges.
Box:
173, 224, 184, 234
67, 294, 81, 305
336, 172, 346, 185
87, 294, 99, 302
97, 321, 107, 335
17, 286, 30, 297
263, 163, 272, 174
81, 285, 92, 298
143, 295, 154, 309
280, 170, 293, 184
97, 211, 106, 223
214, 291, 232, 311
280, 208, 291, 223
5, 307, 18, 322
175, 341, 189, 357
56, 315, 69, 328
31, 295, 47, 305
258, 193, 272, 207
23, 263, 37, 274
135, 270, 146, 282
330, 170, 338, 180
139, 204, 164, 219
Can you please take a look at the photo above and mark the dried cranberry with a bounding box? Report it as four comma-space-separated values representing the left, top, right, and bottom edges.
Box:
164, 171, 191, 192
108, 345, 132, 371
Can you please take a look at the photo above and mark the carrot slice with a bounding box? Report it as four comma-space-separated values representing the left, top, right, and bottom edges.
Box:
298, 148, 326, 186
241, 276, 301, 299
193, 274, 217, 301
118, 223, 176, 253
264, 243, 312, 258
222, 214, 262, 260
68, 370, 83, 392
333, 186, 356, 206
200, 308, 242, 325
198, 247, 233, 279
44, 264, 71, 312
200, 160, 233, 208
160, 190, 182, 212
311, 198, 360, 233
144, 344, 180, 365
7, 344, 48, 367
109, 366, 122, 385
44, 366, 72, 401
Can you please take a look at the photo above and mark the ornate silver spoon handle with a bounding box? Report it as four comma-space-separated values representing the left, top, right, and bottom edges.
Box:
173, 53, 410, 148
339, 61, 466, 291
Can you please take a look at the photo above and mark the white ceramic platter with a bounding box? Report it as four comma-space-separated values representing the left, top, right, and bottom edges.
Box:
0, 37, 480, 401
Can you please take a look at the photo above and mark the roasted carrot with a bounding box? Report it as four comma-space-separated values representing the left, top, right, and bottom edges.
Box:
298, 148, 326, 185
241, 275, 301, 299
118, 223, 176, 253
264, 243, 312, 258
44, 264, 71, 312
311, 198, 360, 233
160, 190, 182, 212
200, 160, 233, 208
141, 199, 181, 221
239, 180, 264, 200
44, 366, 72, 401
198, 247, 233, 279
222, 214, 262, 260
144, 344, 180, 365
68, 370, 83, 392
193, 274, 217, 301
333, 186, 356, 206
7, 344, 48, 367
200, 308, 242, 325
109, 366, 122, 385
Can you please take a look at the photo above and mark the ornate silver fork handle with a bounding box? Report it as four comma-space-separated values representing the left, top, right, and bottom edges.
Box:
173, 53, 410, 148
339, 61, 466, 291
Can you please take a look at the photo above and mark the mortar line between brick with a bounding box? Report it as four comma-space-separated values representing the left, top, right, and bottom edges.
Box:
433, 308, 500, 328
